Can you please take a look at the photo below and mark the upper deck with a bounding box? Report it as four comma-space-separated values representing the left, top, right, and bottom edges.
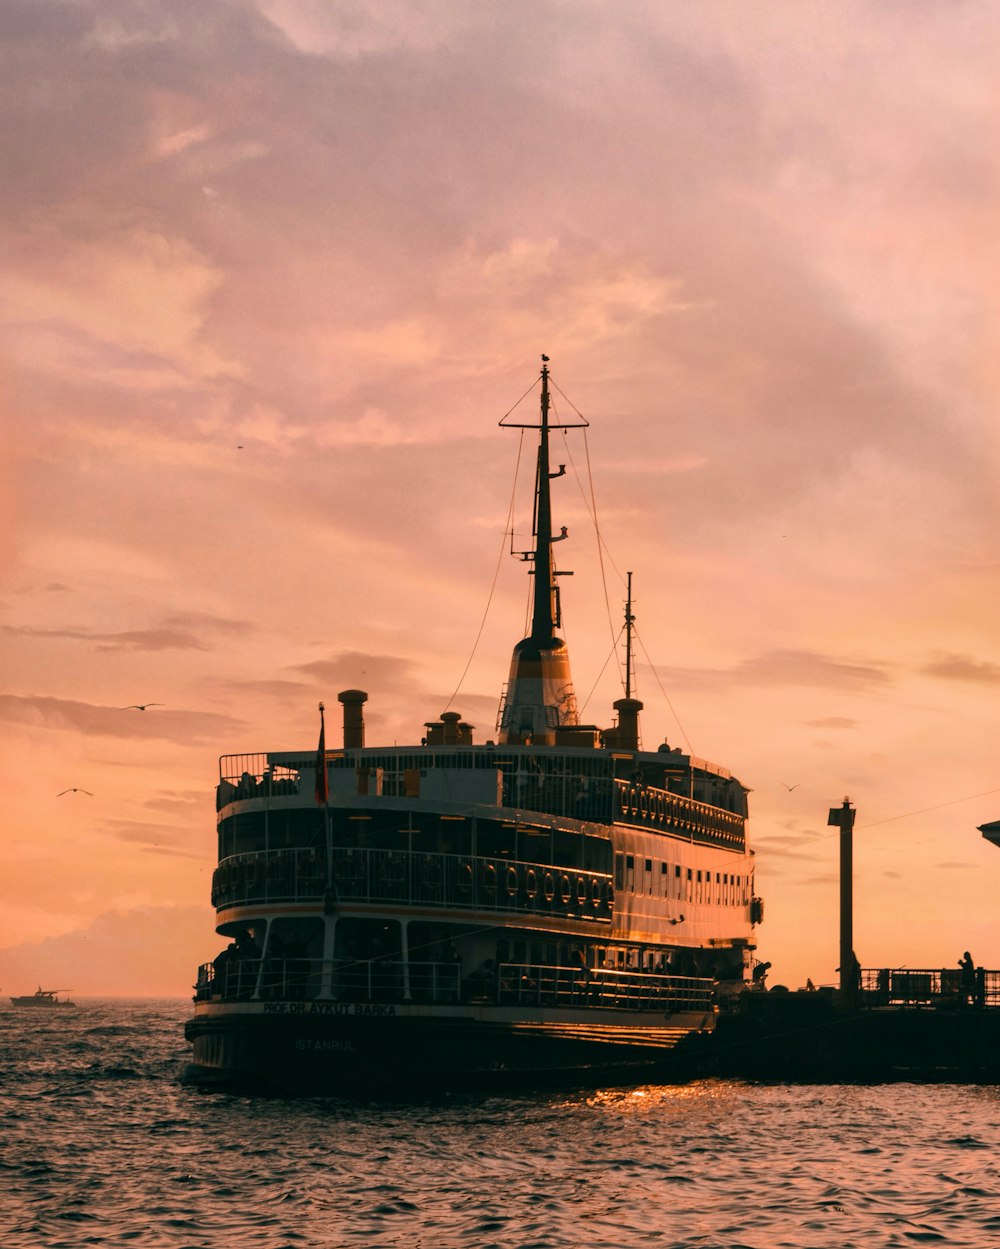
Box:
216, 742, 748, 854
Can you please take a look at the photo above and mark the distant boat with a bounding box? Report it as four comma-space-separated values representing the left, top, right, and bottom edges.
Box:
10, 987, 76, 1008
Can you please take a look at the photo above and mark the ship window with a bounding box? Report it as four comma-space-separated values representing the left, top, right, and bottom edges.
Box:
333, 918, 399, 960
625, 855, 635, 892
265, 917, 326, 1001
644, 859, 653, 894
660, 863, 668, 897
615, 854, 624, 890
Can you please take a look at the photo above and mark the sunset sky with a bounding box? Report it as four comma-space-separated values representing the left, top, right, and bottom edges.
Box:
3, 0, 1000, 997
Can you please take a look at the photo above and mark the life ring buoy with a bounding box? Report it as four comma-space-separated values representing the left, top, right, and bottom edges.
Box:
543, 871, 555, 902
639, 791, 649, 819
560, 873, 572, 904
505, 865, 519, 897
591, 879, 601, 908
619, 788, 629, 816
421, 859, 442, 888
481, 863, 497, 892
576, 876, 587, 906
525, 868, 538, 899
457, 862, 473, 894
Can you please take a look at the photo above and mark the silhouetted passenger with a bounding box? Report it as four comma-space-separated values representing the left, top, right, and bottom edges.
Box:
959, 951, 976, 1006
216, 778, 237, 810
213, 942, 238, 996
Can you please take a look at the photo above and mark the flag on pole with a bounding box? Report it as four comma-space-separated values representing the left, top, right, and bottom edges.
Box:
315, 701, 329, 806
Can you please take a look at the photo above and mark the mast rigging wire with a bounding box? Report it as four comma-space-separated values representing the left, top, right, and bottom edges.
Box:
578, 626, 626, 717
781, 785, 1000, 849
442, 429, 526, 714
633, 625, 694, 754
556, 419, 623, 687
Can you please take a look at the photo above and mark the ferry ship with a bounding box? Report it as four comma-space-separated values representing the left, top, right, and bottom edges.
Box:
183, 360, 762, 1094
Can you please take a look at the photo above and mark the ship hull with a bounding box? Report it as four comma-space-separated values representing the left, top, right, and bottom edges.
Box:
10, 998, 75, 1008
183, 1002, 714, 1096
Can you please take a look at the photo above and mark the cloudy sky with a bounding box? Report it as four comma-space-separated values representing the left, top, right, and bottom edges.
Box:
3, 0, 1000, 996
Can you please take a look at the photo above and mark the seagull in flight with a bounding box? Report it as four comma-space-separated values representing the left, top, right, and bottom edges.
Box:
782, 783, 800, 792
58, 788, 93, 796
122, 703, 163, 711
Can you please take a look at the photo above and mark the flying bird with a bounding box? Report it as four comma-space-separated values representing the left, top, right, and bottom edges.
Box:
122, 703, 163, 711
782, 783, 800, 792
58, 788, 93, 796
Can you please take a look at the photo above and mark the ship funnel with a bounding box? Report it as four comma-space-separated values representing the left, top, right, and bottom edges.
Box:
611, 696, 644, 751
338, 689, 367, 749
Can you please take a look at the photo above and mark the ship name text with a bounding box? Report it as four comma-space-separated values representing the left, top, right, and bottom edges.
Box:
263, 1001, 397, 1017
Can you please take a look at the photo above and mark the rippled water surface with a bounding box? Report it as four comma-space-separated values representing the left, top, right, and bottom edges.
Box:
2, 999, 999, 1247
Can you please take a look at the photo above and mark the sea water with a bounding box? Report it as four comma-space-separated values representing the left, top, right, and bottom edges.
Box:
1, 999, 999, 1248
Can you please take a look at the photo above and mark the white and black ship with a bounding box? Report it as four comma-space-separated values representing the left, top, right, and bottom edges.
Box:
184, 360, 762, 1093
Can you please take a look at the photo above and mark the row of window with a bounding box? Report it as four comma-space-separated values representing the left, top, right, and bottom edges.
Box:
615, 852, 750, 908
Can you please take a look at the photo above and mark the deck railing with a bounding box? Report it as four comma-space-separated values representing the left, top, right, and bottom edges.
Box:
212, 847, 614, 922
496, 963, 716, 1013
612, 780, 744, 849
193, 957, 713, 1013
216, 754, 745, 850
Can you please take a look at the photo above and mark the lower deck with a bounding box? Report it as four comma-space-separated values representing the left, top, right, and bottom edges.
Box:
184, 993, 717, 1095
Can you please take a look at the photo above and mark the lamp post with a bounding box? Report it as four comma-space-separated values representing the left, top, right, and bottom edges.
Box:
828, 797, 857, 1008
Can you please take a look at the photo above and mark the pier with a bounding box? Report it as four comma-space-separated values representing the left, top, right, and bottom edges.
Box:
687, 968, 1000, 1082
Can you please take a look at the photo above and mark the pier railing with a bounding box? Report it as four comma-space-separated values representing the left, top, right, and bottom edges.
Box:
860, 967, 1000, 1009
211, 847, 614, 923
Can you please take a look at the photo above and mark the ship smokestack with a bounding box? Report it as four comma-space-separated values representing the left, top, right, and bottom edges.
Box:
338, 689, 367, 749
612, 696, 643, 751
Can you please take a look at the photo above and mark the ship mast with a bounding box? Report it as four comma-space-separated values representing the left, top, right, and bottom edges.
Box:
613, 571, 643, 751
529, 358, 560, 643
498, 356, 585, 746
624, 570, 635, 700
